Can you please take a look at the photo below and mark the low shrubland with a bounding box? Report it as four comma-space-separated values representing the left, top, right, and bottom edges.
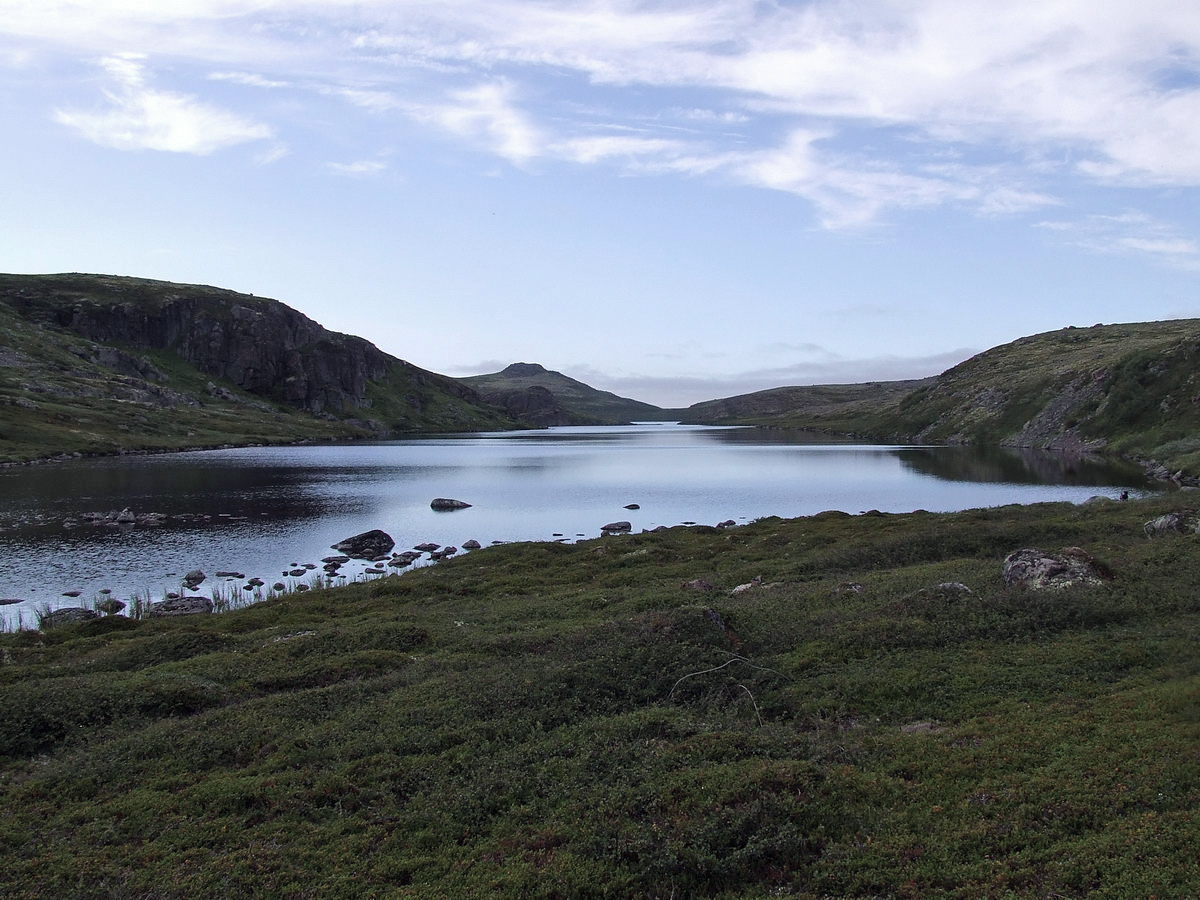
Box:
1, 495, 1197, 897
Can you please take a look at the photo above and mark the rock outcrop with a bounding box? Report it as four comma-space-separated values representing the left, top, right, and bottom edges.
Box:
1002, 547, 1109, 590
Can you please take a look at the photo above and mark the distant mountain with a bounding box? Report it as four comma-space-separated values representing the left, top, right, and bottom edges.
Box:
680, 319, 1200, 477
457, 362, 667, 425
0, 273, 519, 463
681, 379, 933, 427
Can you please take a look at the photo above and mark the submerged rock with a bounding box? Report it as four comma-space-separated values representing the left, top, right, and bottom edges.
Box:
331, 529, 395, 560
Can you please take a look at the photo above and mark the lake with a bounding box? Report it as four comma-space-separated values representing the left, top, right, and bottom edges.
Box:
0, 423, 1150, 626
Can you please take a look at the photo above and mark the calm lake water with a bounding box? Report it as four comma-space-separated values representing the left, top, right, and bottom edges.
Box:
0, 423, 1150, 626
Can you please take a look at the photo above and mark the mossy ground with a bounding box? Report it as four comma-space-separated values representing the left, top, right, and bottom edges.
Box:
1, 496, 1197, 898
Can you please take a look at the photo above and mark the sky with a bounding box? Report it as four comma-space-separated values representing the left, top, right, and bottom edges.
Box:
2, 1, 1200, 407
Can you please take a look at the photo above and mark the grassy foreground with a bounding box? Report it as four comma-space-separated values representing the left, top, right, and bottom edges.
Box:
1, 496, 1197, 898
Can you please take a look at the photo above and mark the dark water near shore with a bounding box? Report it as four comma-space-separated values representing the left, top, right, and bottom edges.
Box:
0, 424, 1150, 626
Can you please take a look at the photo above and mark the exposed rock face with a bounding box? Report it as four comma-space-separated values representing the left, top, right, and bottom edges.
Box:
479, 385, 577, 426
331, 529, 396, 559
0, 274, 498, 420
1002, 547, 1108, 590
42, 607, 99, 626
149, 596, 214, 616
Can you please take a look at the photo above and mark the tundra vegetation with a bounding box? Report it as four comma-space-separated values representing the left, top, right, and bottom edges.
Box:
683, 319, 1200, 479
1, 495, 1196, 897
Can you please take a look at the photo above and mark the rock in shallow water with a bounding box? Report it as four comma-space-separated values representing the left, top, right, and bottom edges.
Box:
331, 529, 395, 560
430, 498, 471, 511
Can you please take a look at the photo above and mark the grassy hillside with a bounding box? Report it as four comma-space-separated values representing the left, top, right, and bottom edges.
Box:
682, 379, 932, 426
686, 321, 1200, 476
459, 362, 666, 424
2, 495, 1196, 897
0, 274, 519, 463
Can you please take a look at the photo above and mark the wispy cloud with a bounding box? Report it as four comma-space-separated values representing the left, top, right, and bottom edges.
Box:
566, 348, 977, 408
55, 54, 271, 154
1036, 211, 1200, 270
326, 159, 387, 177
11, 1, 1200, 226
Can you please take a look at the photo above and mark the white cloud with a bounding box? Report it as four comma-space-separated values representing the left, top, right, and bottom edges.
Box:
55, 54, 271, 154
418, 80, 541, 164
208, 71, 289, 89
1036, 211, 1200, 270
326, 159, 387, 176
10, 1, 1200, 224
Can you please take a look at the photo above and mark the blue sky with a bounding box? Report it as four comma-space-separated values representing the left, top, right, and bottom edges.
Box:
2, 1, 1199, 406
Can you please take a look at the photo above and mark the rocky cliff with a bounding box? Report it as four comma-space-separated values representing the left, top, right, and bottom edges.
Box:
0, 273, 518, 462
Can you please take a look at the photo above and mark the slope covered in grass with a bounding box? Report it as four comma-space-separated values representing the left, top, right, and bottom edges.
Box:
0, 273, 519, 463
2, 495, 1196, 897
458, 362, 666, 425
680, 320, 1200, 477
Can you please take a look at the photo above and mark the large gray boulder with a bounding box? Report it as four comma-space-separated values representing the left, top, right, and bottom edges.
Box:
601, 521, 632, 533
1002, 547, 1108, 591
42, 607, 100, 627
331, 529, 395, 560
1143, 512, 1196, 537
149, 596, 214, 617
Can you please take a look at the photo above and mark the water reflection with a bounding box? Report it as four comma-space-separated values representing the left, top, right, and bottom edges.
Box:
0, 424, 1150, 622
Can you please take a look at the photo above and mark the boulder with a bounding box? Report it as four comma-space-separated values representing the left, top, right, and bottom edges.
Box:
716, 519, 736, 528
601, 521, 632, 533
149, 596, 214, 617
431, 498, 472, 511
42, 607, 99, 627
95, 598, 127, 614
414, 542, 440, 552
1143, 512, 1195, 537
1002, 547, 1108, 591
115, 507, 136, 524
272, 582, 286, 592
331, 529, 395, 559
624, 503, 640, 510
0, 598, 24, 606
462, 539, 481, 550
182, 569, 206, 589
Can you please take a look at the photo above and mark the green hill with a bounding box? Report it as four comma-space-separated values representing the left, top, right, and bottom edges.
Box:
0, 273, 519, 463
681, 320, 1200, 477
458, 362, 666, 425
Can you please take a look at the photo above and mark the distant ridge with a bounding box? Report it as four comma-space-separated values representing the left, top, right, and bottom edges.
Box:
457, 362, 667, 425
